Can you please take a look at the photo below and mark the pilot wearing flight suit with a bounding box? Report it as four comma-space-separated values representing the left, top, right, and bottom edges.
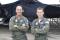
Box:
31, 7, 49, 40
9, 5, 29, 40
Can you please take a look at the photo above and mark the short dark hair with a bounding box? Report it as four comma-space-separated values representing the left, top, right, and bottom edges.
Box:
37, 7, 44, 11
36, 7, 45, 18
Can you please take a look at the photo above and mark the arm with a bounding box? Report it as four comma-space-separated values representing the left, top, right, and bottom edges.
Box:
18, 18, 29, 32
35, 21, 50, 34
9, 16, 18, 31
31, 19, 49, 34
23, 19, 29, 30
31, 19, 38, 34
42, 21, 50, 33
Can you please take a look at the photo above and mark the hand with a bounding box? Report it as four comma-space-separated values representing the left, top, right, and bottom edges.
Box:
21, 26, 26, 29
35, 28, 38, 32
21, 24, 26, 29
14, 25, 18, 28
35, 28, 41, 33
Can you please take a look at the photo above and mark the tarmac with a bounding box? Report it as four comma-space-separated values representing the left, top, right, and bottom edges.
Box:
0, 26, 60, 40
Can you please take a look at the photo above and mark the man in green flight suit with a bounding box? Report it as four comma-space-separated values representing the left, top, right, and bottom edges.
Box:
31, 7, 49, 40
9, 4, 29, 40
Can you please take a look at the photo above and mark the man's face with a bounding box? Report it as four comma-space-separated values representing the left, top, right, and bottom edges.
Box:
36, 9, 44, 17
16, 6, 23, 16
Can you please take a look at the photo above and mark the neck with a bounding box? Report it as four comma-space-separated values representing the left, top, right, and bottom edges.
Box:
38, 16, 43, 19
16, 15, 23, 19
38, 17, 44, 22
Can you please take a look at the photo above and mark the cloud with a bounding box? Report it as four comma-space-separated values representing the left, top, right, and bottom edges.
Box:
0, 0, 18, 4
38, 0, 60, 5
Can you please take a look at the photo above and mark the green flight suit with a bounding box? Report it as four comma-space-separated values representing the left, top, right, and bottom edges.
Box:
31, 18, 49, 40
9, 16, 29, 40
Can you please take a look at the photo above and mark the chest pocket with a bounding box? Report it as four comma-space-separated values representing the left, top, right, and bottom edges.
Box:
14, 19, 25, 26
39, 22, 45, 29
34, 21, 45, 29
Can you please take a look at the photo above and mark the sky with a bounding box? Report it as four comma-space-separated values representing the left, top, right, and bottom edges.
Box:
38, 0, 60, 4
0, 0, 60, 5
